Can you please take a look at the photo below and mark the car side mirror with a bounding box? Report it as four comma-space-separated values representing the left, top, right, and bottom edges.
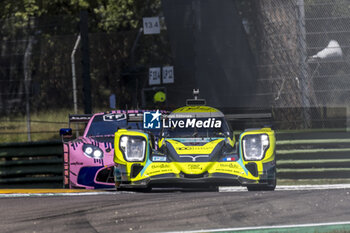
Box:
60, 128, 73, 138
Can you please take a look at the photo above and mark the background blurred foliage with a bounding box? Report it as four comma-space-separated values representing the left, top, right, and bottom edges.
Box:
0, 0, 172, 115
0, 0, 161, 31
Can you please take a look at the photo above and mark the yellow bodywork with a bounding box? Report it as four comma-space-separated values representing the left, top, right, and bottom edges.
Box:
166, 139, 224, 155
114, 127, 275, 184
114, 129, 149, 168
172, 105, 221, 113
239, 128, 276, 176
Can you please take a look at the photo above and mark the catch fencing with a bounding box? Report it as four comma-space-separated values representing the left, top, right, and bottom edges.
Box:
1, 0, 350, 141
236, 0, 350, 127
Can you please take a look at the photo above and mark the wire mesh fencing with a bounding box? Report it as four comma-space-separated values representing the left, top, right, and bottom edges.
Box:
236, 0, 350, 128
1, 1, 350, 142
0, 14, 172, 142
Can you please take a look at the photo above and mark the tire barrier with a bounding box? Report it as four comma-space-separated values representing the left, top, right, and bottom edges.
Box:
276, 130, 350, 181
0, 130, 349, 188
0, 140, 63, 188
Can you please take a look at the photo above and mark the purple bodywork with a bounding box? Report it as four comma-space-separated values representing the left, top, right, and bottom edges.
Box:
63, 110, 156, 189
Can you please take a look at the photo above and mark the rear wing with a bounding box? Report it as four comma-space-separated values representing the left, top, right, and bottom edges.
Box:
128, 112, 272, 121
67, 111, 271, 129
68, 114, 93, 127
126, 113, 143, 122
68, 110, 169, 125
127, 112, 169, 122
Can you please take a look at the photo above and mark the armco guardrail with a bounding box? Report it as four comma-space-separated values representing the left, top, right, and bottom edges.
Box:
276, 130, 350, 181
0, 140, 63, 188
0, 131, 349, 188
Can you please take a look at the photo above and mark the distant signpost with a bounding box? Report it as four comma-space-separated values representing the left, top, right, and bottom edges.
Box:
149, 67, 161, 85
143, 17, 160, 35
149, 66, 175, 85
162, 66, 174, 84
144, 16, 174, 87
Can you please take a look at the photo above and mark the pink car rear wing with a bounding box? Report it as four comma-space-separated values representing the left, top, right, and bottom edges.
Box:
68, 114, 93, 128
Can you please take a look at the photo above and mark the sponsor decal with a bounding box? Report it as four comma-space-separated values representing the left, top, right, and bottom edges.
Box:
216, 163, 241, 174
103, 113, 126, 121
143, 110, 161, 129
188, 164, 202, 170
219, 163, 239, 169
146, 163, 173, 176
177, 146, 212, 151
70, 162, 83, 166
152, 156, 167, 162
172, 141, 219, 155
151, 164, 170, 169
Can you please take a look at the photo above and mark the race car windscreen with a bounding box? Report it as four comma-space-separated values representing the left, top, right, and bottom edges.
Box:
162, 117, 231, 138
86, 115, 142, 136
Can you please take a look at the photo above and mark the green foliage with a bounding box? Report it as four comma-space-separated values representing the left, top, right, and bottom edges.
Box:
95, 0, 139, 30
0, 0, 172, 122
0, 0, 162, 31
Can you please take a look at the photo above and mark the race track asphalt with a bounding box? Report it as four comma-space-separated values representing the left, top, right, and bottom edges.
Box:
1, 187, 350, 233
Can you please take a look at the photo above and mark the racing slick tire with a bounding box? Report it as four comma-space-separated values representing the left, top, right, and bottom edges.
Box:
246, 167, 276, 191
246, 178, 276, 191
115, 182, 152, 192
208, 186, 219, 192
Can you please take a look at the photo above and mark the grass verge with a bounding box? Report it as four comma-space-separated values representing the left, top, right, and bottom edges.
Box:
0, 109, 73, 143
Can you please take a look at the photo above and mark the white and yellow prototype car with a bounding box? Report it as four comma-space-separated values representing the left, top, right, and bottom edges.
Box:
113, 98, 276, 191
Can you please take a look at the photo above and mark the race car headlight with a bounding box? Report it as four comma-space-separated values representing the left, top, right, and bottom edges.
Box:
119, 136, 146, 162
242, 134, 269, 161
83, 144, 104, 159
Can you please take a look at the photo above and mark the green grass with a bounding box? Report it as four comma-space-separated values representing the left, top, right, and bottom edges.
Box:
0, 109, 76, 143
0, 108, 109, 143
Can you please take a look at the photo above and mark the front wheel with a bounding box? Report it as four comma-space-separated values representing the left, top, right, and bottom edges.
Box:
247, 168, 276, 191
247, 178, 276, 191
115, 181, 121, 190
115, 182, 152, 192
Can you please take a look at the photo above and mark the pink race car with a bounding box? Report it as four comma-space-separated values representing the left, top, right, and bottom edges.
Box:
60, 110, 163, 189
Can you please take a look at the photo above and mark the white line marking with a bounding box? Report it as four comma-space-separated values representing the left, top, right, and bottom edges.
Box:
161, 221, 350, 233
219, 184, 350, 192
2, 184, 350, 198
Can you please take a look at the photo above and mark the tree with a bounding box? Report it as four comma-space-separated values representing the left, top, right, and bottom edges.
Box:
0, 0, 168, 113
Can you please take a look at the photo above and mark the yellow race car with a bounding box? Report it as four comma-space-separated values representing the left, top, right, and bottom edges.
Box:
113, 96, 276, 191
